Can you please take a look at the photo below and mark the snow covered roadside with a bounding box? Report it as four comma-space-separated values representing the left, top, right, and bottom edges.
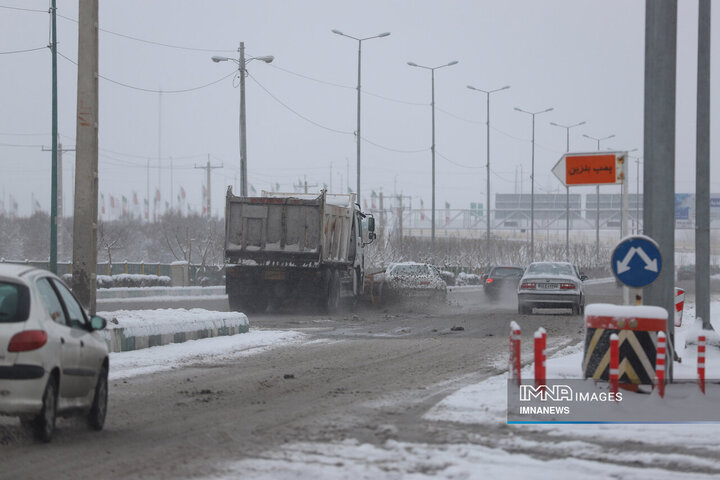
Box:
109, 329, 309, 380
209, 302, 720, 479
98, 308, 249, 352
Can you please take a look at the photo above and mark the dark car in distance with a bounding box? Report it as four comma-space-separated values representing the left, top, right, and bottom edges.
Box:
483, 265, 524, 301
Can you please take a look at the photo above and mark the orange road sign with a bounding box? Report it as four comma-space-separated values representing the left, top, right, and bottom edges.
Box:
552, 152, 626, 186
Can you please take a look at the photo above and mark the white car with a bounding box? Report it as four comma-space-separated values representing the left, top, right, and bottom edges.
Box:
0, 264, 109, 442
516, 261, 587, 315
384, 262, 447, 302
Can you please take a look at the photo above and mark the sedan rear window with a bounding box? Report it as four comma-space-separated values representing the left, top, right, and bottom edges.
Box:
0, 282, 30, 323
491, 267, 524, 278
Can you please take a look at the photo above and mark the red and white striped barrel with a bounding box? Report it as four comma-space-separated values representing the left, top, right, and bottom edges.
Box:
674, 288, 686, 327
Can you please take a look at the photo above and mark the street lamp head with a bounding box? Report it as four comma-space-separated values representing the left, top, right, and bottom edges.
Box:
255, 55, 274, 63
577, 121, 587, 126
514, 107, 523, 113
331, 29, 344, 36
377, 32, 391, 37
447, 60, 459, 66
467, 85, 477, 91
500, 85, 511, 91
407, 61, 418, 67
543, 107, 554, 113
582, 133, 592, 139
550, 122, 560, 127
211, 56, 228, 63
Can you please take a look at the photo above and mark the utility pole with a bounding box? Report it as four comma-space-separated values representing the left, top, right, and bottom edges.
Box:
49, 0, 59, 273
379, 192, 384, 240
644, 1, 677, 352
72, 0, 99, 313
696, 0, 711, 330
43, 142, 75, 265
293, 176, 317, 194
195, 156, 222, 218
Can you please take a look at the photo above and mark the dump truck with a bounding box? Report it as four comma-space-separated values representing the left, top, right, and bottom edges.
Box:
224, 188, 375, 312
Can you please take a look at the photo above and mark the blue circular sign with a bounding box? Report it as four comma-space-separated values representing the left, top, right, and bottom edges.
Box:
611, 236, 662, 288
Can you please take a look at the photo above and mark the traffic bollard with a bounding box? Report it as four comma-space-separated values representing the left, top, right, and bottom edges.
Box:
698, 335, 706, 394
655, 331, 666, 398
534, 327, 546, 388
609, 333, 619, 397
509, 321, 521, 386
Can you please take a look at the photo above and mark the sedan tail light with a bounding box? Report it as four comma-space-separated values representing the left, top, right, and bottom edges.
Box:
520, 282, 536, 290
485, 278, 494, 284
559, 283, 577, 290
8, 330, 48, 352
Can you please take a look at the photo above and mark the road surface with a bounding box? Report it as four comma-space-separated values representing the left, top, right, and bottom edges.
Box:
0, 282, 645, 479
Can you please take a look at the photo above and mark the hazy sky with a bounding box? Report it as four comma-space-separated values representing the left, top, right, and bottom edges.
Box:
1, 0, 718, 217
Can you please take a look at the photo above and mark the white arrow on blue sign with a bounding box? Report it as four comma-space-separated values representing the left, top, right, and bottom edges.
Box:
611, 235, 663, 288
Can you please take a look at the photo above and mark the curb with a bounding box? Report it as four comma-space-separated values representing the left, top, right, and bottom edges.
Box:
100, 312, 249, 353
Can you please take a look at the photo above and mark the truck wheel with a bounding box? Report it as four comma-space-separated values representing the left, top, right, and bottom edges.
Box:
326, 271, 341, 313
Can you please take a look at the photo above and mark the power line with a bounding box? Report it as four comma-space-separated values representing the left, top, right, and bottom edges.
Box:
0, 4, 47, 13
56, 13, 236, 53
57, 51, 236, 93
361, 136, 428, 154
0, 46, 47, 55
436, 150, 483, 169
247, 72, 355, 135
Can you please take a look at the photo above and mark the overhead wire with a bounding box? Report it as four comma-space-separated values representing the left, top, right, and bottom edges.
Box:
247, 72, 354, 135
57, 51, 236, 94
0, 46, 47, 55
55, 13, 235, 53
0, 4, 46, 13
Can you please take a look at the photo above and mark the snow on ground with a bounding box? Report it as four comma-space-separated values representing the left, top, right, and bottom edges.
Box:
109, 329, 309, 380
109, 299, 720, 478
208, 439, 720, 480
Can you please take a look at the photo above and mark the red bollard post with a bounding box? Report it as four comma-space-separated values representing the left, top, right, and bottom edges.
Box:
698, 335, 706, 394
609, 333, 619, 397
655, 331, 666, 398
534, 328, 546, 388
509, 321, 521, 386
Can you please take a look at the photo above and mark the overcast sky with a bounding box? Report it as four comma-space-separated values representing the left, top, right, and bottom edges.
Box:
1, 0, 718, 217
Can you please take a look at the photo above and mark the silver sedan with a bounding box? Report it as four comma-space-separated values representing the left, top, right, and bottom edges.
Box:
517, 261, 587, 315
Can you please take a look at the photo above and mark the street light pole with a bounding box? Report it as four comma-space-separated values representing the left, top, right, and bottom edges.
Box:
515, 106, 554, 262
408, 59, 459, 246
212, 43, 274, 197
550, 120, 586, 261
332, 30, 390, 205
467, 85, 510, 263
582, 133, 615, 262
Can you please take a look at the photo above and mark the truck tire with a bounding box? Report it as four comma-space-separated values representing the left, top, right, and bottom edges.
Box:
326, 270, 341, 313
229, 293, 267, 313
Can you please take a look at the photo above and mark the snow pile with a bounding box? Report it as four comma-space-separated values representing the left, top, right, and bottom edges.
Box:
110, 329, 308, 380
98, 308, 248, 338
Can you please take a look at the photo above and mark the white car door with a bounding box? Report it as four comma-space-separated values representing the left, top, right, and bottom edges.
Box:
50, 279, 101, 398
35, 278, 84, 398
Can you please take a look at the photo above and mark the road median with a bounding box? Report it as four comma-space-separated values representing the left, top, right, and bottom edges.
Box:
97, 308, 249, 352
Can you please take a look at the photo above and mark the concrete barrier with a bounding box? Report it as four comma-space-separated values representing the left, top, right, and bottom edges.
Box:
96, 286, 225, 300
98, 309, 249, 353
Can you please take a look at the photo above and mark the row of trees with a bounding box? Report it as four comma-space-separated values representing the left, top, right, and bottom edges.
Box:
0, 212, 610, 275
0, 212, 224, 267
